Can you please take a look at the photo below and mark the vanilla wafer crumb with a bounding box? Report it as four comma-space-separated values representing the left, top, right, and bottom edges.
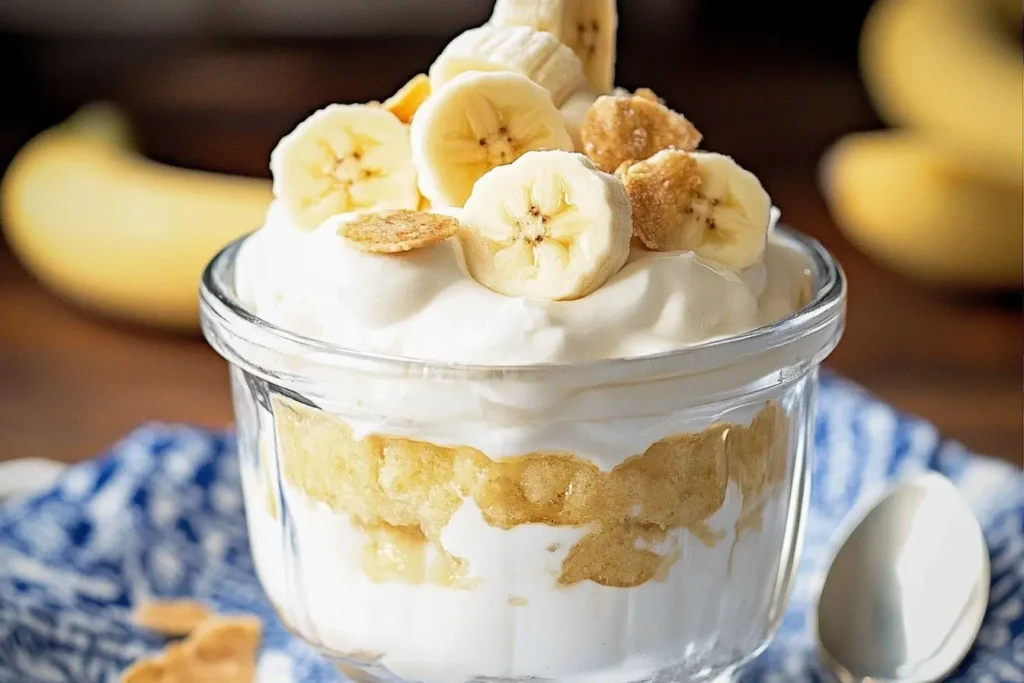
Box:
616, 149, 703, 251
383, 73, 431, 124
338, 210, 458, 253
121, 614, 262, 683
133, 599, 211, 637
581, 93, 702, 174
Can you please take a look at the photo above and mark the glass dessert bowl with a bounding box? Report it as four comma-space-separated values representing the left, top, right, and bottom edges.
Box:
201, 225, 844, 683
199, 3, 846, 681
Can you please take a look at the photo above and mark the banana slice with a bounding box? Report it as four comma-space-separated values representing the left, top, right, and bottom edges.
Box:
429, 25, 586, 108
270, 104, 419, 231
458, 150, 632, 300
411, 71, 575, 208
490, 0, 617, 93
618, 150, 771, 269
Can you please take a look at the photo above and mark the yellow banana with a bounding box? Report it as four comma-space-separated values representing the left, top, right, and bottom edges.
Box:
860, 0, 1023, 187
1, 104, 272, 332
821, 130, 1023, 290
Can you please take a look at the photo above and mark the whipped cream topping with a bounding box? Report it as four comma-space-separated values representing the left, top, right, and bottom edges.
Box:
234, 200, 808, 365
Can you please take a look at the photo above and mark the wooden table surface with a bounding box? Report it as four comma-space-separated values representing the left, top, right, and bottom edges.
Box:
1, 36, 1021, 467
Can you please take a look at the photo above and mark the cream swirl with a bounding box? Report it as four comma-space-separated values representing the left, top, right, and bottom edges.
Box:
234, 201, 806, 365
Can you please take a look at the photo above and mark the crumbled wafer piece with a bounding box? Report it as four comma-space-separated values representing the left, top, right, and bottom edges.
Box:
616, 149, 702, 251
134, 599, 212, 637
121, 658, 168, 683
121, 614, 263, 683
581, 94, 702, 173
612, 87, 663, 103
161, 643, 194, 682
338, 210, 459, 253
383, 73, 431, 124
121, 643, 191, 683
189, 615, 263, 663
633, 87, 663, 103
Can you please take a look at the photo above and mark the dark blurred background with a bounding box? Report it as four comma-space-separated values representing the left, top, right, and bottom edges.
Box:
0, 0, 1021, 465
0, 0, 878, 177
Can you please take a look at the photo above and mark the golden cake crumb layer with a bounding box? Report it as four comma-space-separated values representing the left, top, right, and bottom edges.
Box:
273, 397, 788, 588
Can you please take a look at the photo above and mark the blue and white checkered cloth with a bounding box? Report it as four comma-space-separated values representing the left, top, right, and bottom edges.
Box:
0, 375, 1021, 682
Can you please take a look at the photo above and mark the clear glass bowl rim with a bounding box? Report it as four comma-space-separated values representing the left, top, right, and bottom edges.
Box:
199, 225, 846, 385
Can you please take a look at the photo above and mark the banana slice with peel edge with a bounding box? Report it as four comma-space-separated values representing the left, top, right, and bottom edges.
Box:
430, 24, 586, 108
490, 0, 618, 93
618, 150, 771, 269
459, 150, 632, 301
270, 104, 419, 231
411, 70, 575, 209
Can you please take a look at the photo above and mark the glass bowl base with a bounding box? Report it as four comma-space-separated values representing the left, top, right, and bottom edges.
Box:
325, 655, 742, 683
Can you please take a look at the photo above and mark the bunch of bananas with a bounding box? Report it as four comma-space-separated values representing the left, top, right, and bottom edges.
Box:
822, 0, 1023, 289
1, 104, 272, 331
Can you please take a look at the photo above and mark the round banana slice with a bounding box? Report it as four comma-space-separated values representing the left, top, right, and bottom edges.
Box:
459, 150, 632, 301
490, 0, 618, 93
411, 71, 575, 209
429, 24, 586, 108
618, 150, 771, 269
270, 104, 419, 231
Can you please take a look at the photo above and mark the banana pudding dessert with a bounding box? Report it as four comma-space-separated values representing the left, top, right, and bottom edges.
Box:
200, 1, 847, 682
